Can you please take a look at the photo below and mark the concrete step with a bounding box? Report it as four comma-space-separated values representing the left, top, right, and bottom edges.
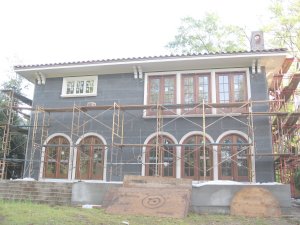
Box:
0, 181, 73, 205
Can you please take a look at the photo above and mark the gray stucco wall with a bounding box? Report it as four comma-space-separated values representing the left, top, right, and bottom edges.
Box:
249, 68, 274, 182
24, 68, 274, 182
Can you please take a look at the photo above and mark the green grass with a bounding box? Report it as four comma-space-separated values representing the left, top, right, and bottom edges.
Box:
0, 200, 298, 225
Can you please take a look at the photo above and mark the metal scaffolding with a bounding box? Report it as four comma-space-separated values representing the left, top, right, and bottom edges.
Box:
0, 89, 298, 188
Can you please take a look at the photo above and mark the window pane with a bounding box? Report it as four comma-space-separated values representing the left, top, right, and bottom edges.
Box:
233, 74, 245, 102
237, 137, 248, 177
218, 75, 230, 103
183, 77, 194, 104
164, 78, 175, 104
183, 136, 195, 177
86, 80, 94, 93
221, 139, 232, 176
199, 76, 209, 103
149, 79, 160, 104
66, 81, 75, 94
76, 81, 84, 94
199, 147, 211, 177
93, 146, 104, 177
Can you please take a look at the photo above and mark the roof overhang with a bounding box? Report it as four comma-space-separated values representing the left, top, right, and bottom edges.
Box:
14, 51, 289, 83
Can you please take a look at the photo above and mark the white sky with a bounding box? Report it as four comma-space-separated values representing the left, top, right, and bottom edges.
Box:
0, 0, 271, 95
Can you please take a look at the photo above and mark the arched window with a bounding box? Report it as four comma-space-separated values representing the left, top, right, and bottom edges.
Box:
218, 134, 249, 181
145, 136, 176, 177
44, 136, 70, 179
182, 135, 213, 180
76, 136, 105, 180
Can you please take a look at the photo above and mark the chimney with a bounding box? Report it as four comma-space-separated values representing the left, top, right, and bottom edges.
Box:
250, 31, 264, 51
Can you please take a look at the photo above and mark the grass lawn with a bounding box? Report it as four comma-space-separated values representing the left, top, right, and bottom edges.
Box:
0, 200, 299, 225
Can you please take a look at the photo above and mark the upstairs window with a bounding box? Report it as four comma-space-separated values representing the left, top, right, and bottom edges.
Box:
147, 75, 176, 115
182, 73, 211, 114
61, 76, 98, 97
216, 72, 247, 112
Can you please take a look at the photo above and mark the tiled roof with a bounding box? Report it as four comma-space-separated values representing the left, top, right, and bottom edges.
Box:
14, 48, 288, 69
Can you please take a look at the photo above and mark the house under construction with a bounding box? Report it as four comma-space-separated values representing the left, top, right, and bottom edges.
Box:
0, 33, 299, 200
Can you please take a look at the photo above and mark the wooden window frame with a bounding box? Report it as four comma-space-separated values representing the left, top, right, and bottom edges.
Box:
181, 73, 211, 114
147, 75, 177, 116
181, 135, 213, 180
44, 136, 70, 179
218, 134, 249, 181
216, 72, 248, 113
75, 136, 105, 180
145, 136, 176, 177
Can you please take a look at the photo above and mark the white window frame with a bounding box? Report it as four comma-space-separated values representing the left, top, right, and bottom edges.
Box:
61, 76, 98, 97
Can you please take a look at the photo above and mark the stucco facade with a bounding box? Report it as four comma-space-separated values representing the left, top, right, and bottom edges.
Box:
15, 49, 288, 182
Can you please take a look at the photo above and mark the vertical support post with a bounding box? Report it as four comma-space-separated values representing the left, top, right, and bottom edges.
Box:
249, 101, 256, 182
1, 90, 14, 179
155, 104, 163, 176
203, 99, 206, 181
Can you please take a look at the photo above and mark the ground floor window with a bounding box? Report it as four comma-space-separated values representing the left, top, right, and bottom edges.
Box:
44, 136, 70, 179
145, 136, 176, 177
76, 135, 105, 180
218, 134, 249, 181
181, 135, 213, 180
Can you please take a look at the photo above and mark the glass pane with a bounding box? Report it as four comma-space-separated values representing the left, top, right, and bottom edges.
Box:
183, 77, 194, 104
233, 74, 245, 102
47, 163, 56, 175
199, 147, 211, 176
149, 147, 157, 176
79, 146, 90, 178
237, 137, 248, 176
66, 81, 75, 94
86, 80, 94, 93
199, 76, 209, 103
93, 146, 103, 177
149, 79, 160, 104
164, 78, 175, 104
221, 138, 232, 176
76, 81, 84, 94
183, 136, 195, 177
163, 147, 173, 177
218, 75, 229, 103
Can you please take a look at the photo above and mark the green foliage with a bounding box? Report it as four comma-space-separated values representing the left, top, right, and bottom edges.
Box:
166, 13, 248, 54
295, 168, 300, 190
264, 0, 300, 57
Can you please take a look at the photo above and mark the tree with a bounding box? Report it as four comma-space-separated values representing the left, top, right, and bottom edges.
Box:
166, 13, 248, 54
264, 0, 300, 58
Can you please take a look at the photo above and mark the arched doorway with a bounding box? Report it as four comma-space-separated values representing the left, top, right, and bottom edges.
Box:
218, 134, 249, 181
181, 135, 213, 180
44, 136, 70, 179
145, 135, 176, 177
76, 135, 105, 180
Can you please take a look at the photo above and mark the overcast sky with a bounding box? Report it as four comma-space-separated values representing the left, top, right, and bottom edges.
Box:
0, 0, 271, 94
